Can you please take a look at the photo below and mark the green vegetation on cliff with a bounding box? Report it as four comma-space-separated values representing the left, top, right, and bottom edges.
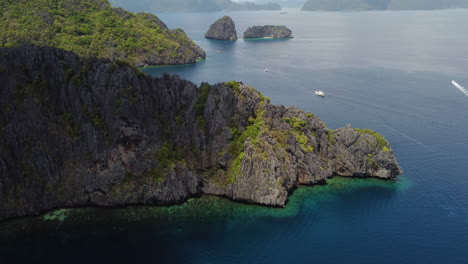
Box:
0, 0, 205, 66
0, 46, 402, 220
224, 82, 268, 185
284, 117, 314, 152
355, 128, 389, 149
147, 144, 183, 182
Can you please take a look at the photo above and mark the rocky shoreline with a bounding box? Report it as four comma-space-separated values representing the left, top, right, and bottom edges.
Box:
0, 45, 401, 220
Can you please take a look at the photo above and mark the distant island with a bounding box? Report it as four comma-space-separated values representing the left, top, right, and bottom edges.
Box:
244, 25, 293, 38
109, 0, 281, 12
302, 0, 468, 11
249, 0, 306, 8
0, 0, 205, 66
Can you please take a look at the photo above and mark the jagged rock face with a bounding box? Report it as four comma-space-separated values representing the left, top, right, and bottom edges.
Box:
205, 16, 238, 40
243, 25, 293, 39
0, 46, 401, 220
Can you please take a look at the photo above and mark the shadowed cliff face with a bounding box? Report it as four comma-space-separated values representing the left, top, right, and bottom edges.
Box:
0, 46, 401, 220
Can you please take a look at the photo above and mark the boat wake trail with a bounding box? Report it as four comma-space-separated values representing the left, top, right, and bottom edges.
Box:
326, 95, 401, 115
452, 80, 468, 97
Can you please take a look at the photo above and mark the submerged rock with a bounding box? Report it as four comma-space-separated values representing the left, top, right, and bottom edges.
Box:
205, 16, 238, 40
243, 25, 293, 39
0, 45, 401, 220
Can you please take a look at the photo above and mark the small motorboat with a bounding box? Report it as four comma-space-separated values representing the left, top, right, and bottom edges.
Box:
452, 80, 468, 96
315, 91, 325, 97
264, 68, 270, 72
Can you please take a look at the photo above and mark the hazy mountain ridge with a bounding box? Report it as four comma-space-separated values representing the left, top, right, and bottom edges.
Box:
302, 0, 468, 11
244, 0, 306, 8
109, 0, 281, 12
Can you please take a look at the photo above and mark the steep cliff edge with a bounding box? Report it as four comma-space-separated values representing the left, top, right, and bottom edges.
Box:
0, 0, 205, 66
0, 46, 401, 220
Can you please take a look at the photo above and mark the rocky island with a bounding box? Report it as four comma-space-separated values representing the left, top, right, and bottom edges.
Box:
0, 45, 401, 220
243, 26, 293, 39
0, 0, 205, 67
205, 16, 238, 41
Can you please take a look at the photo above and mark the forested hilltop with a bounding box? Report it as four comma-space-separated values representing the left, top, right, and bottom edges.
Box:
0, 0, 205, 66
109, 0, 281, 12
302, 0, 468, 11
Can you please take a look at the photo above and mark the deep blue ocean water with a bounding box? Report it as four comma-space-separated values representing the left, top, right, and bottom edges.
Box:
2, 8, 468, 263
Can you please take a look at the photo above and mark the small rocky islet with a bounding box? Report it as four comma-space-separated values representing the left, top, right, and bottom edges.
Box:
205, 16, 238, 40
205, 17, 292, 40
243, 25, 293, 39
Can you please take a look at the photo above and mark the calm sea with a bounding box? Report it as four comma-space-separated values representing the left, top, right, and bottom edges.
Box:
1, 8, 468, 263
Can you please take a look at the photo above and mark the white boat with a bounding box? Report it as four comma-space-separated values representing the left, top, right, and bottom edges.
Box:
452, 80, 462, 89
315, 91, 325, 97
264, 68, 270, 72
452, 80, 468, 96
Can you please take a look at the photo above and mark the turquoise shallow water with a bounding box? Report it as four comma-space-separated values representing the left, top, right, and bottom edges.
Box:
0, 177, 413, 263
2, 8, 468, 263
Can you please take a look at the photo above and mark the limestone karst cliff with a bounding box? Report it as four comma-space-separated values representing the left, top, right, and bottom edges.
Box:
0, 45, 401, 220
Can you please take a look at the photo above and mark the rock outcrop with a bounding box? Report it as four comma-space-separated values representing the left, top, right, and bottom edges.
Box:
205, 16, 238, 41
0, 45, 402, 220
243, 26, 293, 39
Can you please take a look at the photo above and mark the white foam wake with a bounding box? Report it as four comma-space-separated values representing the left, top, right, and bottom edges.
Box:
452, 80, 468, 97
